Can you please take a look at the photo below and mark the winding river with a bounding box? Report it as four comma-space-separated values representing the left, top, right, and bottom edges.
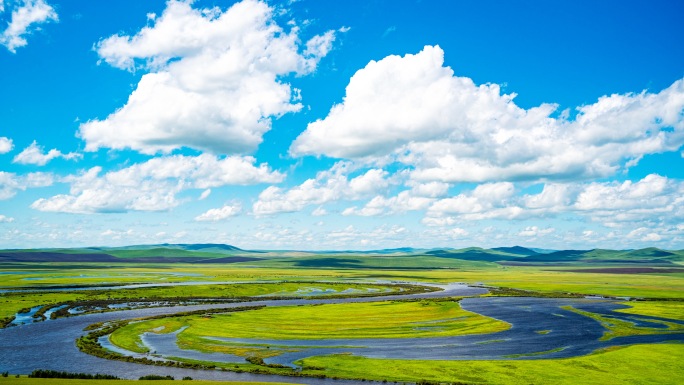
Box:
1, 282, 683, 384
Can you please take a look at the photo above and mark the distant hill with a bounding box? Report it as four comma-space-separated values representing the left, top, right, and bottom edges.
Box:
492, 246, 539, 256
1, 244, 682, 266
426, 247, 523, 262
0, 243, 262, 264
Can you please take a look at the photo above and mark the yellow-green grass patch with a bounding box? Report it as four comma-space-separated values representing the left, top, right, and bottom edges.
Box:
109, 300, 510, 354
563, 305, 684, 340
297, 343, 684, 384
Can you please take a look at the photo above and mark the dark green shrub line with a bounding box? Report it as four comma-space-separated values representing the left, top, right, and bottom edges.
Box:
484, 286, 586, 298
34, 303, 58, 320
28, 369, 120, 379
0, 316, 15, 328
139, 374, 174, 380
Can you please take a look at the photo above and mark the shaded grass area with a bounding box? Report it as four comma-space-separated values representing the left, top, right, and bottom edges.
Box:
296, 343, 684, 384
562, 305, 684, 340
109, 299, 510, 354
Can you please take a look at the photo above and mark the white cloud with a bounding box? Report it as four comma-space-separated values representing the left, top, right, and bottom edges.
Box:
446, 227, 469, 238
252, 162, 389, 216
421, 216, 457, 227
291, 45, 684, 183
322, 224, 408, 248
342, 181, 450, 217
198, 189, 211, 200
0, 137, 13, 154
573, 174, 684, 226
1, 0, 58, 53
195, 202, 242, 221
80, 0, 336, 155
31, 154, 283, 213
12, 141, 81, 166
627, 227, 662, 242
518, 226, 555, 237
422, 174, 683, 230
426, 182, 522, 220
343, 190, 434, 217
0, 171, 53, 200
311, 206, 327, 216
0, 214, 14, 223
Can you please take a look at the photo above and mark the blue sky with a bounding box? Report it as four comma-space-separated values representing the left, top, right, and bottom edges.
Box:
1, 0, 683, 250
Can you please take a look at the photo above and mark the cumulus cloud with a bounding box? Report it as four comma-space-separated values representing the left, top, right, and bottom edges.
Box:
0, 137, 13, 154
252, 162, 390, 216
323, 224, 408, 248
627, 227, 662, 242
423, 174, 684, 229
195, 202, 242, 221
425, 182, 523, 221
31, 154, 283, 213
311, 206, 327, 216
1, 0, 58, 53
0, 214, 15, 223
573, 174, 684, 227
12, 141, 81, 166
80, 0, 336, 155
343, 182, 449, 217
0, 171, 53, 200
291, 45, 684, 183
518, 226, 555, 237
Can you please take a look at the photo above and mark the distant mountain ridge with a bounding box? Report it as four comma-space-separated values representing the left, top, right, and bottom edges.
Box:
0, 244, 682, 265
492, 246, 539, 256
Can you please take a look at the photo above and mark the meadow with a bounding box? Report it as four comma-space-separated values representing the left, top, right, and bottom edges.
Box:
1, 245, 683, 383
108, 299, 511, 355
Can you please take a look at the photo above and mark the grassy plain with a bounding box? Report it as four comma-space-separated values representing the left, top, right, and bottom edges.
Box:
110, 299, 510, 353
297, 343, 684, 384
563, 305, 684, 340
615, 301, 684, 320
0, 281, 404, 321
4, 258, 684, 324
3, 250, 684, 384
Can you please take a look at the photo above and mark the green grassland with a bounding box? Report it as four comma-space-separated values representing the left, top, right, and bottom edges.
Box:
563, 305, 684, 340
615, 300, 684, 320
0, 281, 406, 321
297, 343, 684, 384
0, 379, 300, 385
3, 255, 684, 326
3, 245, 684, 383
110, 299, 510, 354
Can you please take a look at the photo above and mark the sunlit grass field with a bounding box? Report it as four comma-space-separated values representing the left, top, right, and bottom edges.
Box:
109, 299, 510, 354
297, 343, 684, 384
0, 281, 402, 320
3, 259, 684, 323
615, 300, 684, 321
3, 253, 684, 384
